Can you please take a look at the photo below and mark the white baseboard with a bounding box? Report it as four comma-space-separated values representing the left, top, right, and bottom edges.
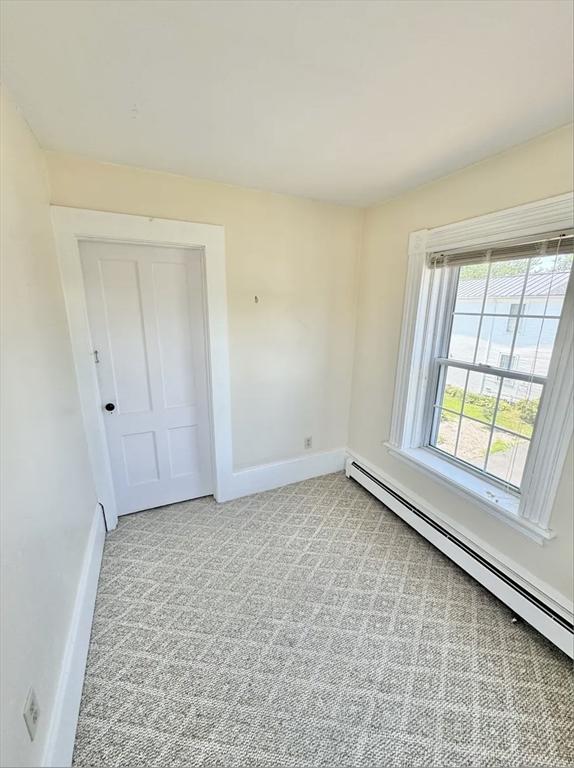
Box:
42, 506, 106, 768
220, 448, 346, 501
346, 451, 574, 658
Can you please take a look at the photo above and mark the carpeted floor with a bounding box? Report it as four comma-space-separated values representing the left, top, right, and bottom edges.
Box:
73, 472, 573, 767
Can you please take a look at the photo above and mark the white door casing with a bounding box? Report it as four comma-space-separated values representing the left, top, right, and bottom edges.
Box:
80, 241, 213, 515
52, 207, 233, 530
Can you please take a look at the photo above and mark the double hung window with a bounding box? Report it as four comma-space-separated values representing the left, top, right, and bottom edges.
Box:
389, 194, 574, 539
427, 233, 573, 490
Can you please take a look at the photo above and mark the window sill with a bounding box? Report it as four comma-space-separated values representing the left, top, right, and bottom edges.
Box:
384, 444, 554, 544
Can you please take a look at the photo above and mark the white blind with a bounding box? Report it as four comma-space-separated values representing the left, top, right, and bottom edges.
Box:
428, 230, 574, 268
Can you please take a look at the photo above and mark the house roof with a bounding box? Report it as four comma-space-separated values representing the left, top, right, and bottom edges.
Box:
457, 271, 571, 300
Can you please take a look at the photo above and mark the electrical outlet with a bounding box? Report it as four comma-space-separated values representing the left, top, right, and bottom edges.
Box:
23, 688, 40, 741
304, 436, 312, 450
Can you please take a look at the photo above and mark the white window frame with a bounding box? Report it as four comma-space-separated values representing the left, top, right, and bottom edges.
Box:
387, 192, 574, 544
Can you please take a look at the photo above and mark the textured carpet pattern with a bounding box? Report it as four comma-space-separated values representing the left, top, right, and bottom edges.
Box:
73, 472, 573, 767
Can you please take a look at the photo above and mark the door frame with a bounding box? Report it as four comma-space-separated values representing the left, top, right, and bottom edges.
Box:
52, 207, 233, 530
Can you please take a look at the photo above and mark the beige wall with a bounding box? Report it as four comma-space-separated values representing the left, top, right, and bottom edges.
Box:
45, 151, 364, 470
1, 83, 572, 768
349, 124, 574, 602
46, 128, 574, 602
0, 88, 98, 766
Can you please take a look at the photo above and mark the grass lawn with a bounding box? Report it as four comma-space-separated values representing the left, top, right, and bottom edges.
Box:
442, 386, 535, 438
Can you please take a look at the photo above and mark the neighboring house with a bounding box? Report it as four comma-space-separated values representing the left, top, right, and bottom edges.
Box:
449, 270, 570, 401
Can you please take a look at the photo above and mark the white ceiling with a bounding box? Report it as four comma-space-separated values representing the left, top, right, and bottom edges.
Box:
1, 0, 573, 206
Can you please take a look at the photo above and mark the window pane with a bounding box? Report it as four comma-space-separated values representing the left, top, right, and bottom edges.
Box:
454, 264, 488, 313
474, 316, 516, 367
505, 303, 521, 334
511, 317, 558, 377
434, 409, 458, 456
499, 353, 519, 370
535, 318, 559, 376
494, 382, 543, 438
448, 315, 480, 362
525, 252, 572, 317
438, 366, 466, 412
462, 371, 498, 425
455, 417, 490, 470
486, 430, 529, 487
484, 259, 529, 314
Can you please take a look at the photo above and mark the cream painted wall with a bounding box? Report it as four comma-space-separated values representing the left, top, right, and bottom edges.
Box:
44, 151, 364, 471
46, 129, 574, 603
349, 124, 574, 603
1, 82, 572, 768
0, 88, 98, 767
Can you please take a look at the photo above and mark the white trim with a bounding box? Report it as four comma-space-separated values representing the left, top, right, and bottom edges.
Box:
346, 451, 574, 657
427, 192, 574, 252
389, 230, 430, 447
519, 268, 574, 529
221, 448, 346, 501
42, 507, 106, 767
390, 193, 574, 538
51, 207, 233, 527
385, 444, 552, 545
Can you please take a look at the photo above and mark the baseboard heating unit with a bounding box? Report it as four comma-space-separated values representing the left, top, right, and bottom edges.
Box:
347, 458, 574, 658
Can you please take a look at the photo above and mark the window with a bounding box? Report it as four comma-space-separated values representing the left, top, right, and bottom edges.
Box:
499, 353, 519, 369
427, 241, 573, 489
506, 304, 519, 332
388, 193, 574, 540
506, 303, 527, 333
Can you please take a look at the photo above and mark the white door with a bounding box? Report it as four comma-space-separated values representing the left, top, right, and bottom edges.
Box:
80, 240, 213, 515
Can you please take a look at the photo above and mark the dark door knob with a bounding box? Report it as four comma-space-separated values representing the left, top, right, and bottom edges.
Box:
104, 403, 116, 412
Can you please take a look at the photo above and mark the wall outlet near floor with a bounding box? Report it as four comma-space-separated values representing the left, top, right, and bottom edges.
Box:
23, 688, 40, 741
304, 436, 312, 450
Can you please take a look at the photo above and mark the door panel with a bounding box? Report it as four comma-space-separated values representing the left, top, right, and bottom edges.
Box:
168, 425, 200, 477
153, 260, 196, 408
80, 240, 213, 514
123, 431, 160, 485
100, 258, 151, 414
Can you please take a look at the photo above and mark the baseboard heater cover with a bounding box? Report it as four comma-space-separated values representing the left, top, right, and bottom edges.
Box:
348, 459, 574, 658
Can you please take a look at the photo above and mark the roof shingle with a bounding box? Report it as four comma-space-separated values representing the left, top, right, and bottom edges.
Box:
457, 271, 570, 300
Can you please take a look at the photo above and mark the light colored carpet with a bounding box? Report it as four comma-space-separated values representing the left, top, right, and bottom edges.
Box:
73, 472, 573, 767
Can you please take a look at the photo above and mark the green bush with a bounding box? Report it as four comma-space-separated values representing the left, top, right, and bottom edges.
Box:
465, 391, 496, 421
515, 397, 539, 426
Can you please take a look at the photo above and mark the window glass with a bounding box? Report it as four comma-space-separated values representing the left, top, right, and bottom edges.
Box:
430, 246, 572, 488
448, 315, 480, 362
484, 259, 529, 314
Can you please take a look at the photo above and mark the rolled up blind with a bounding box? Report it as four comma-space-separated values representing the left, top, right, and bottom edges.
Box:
428, 230, 574, 268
